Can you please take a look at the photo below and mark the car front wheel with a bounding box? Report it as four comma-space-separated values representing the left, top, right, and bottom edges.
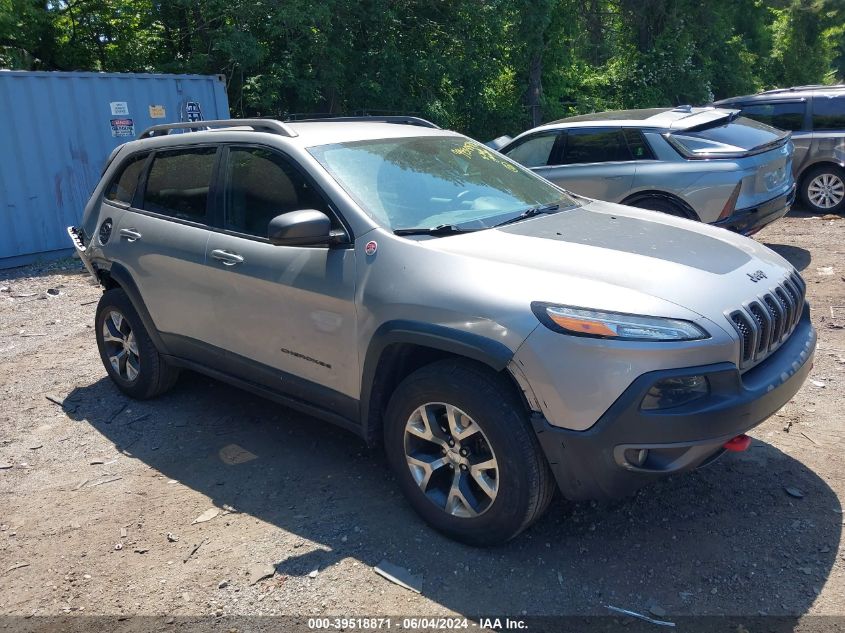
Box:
384, 359, 554, 545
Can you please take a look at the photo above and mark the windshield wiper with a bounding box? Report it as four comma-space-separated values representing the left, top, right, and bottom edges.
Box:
393, 224, 478, 236
492, 203, 561, 228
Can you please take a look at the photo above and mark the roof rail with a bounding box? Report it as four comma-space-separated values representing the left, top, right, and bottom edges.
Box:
760, 84, 845, 95
139, 118, 298, 139
285, 115, 440, 129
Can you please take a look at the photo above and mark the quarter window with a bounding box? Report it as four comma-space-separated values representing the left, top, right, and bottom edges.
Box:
622, 129, 655, 159
105, 153, 148, 205
142, 148, 216, 221
812, 95, 845, 131
561, 128, 630, 164
224, 147, 331, 237
739, 102, 806, 131
504, 133, 559, 167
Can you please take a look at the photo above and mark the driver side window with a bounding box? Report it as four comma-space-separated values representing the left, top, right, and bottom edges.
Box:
224, 147, 333, 237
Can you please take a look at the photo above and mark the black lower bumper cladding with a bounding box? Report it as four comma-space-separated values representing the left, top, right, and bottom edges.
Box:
714, 184, 797, 235
534, 307, 816, 501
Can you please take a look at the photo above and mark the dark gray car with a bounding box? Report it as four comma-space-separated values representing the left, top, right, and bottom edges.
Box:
498, 107, 796, 235
715, 85, 845, 214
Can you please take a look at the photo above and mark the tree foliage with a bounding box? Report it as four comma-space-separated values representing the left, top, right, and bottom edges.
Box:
2, 0, 844, 138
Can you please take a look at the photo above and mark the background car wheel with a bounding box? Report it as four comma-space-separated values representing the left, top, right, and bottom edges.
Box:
383, 359, 555, 545
628, 196, 695, 219
801, 165, 845, 214
95, 288, 179, 399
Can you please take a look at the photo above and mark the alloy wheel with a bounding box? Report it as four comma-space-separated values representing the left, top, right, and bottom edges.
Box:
403, 402, 498, 518
101, 310, 140, 382
808, 172, 845, 209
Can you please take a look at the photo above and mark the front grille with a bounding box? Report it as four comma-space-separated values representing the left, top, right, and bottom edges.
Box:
727, 272, 806, 368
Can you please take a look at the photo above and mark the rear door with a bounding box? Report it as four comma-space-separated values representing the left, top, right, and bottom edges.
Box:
203, 145, 359, 407
735, 100, 810, 174
539, 127, 636, 201
810, 94, 845, 168
113, 145, 219, 344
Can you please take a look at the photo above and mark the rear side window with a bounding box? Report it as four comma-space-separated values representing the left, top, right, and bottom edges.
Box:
105, 153, 147, 205
503, 133, 559, 167
224, 147, 332, 237
561, 128, 629, 164
812, 95, 845, 131
739, 102, 806, 131
622, 129, 655, 159
142, 148, 216, 222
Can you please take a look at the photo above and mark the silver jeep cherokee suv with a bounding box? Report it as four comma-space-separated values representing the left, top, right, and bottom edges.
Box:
69, 117, 816, 545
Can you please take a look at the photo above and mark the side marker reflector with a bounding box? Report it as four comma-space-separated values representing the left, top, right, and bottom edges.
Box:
724, 434, 751, 452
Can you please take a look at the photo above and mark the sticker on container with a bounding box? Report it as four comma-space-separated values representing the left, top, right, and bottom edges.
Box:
149, 105, 166, 119
110, 118, 135, 137
110, 101, 129, 116
185, 101, 203, 122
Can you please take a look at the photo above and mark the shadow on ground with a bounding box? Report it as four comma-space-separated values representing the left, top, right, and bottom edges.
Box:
63, 371, 842, 618
763, 243, 812, 271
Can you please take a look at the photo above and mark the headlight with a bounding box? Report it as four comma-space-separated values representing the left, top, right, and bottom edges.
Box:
531, 303, 709, 341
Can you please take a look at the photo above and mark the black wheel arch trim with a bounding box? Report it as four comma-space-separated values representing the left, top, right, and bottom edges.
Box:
621, 191, 700, 220
359, 320, 516, 438
101, 262, 168, 354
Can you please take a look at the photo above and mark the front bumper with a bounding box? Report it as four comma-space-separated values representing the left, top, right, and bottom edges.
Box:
713, 184, 796, 235
533, 307, 816, 500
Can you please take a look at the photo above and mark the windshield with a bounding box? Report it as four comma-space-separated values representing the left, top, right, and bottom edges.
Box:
308, 136, 578, 231
667, 116, 789, 158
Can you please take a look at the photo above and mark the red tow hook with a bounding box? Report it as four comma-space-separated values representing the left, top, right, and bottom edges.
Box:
724, 434, 752, 452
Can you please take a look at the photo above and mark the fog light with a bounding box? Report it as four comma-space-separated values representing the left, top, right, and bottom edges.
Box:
641, 375, 709, 410
624, 448, 649, 467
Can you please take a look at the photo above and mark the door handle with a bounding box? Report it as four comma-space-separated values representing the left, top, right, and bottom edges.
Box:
210, 249, 244, 266
603, 175, 625, 180
119, 228, 142, 242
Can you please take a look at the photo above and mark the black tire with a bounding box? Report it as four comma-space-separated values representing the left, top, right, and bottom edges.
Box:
95, 287, 179, 399
383, 359, 555, 545
628, 196, 695, 219
801, 164, 845, 214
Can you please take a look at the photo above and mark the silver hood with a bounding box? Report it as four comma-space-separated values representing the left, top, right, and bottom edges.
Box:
421, 199, 796, 325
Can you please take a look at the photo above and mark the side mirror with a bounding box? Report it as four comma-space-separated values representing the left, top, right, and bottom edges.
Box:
268, 210, 332, 246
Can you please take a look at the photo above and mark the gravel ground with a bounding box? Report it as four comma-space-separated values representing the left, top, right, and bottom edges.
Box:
0, 209, 843, 623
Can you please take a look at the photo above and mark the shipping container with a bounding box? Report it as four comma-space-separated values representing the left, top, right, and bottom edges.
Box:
0, 70, 230, 268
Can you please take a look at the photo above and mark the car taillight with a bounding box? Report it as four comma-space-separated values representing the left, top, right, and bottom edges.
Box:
718, 182, 742, 221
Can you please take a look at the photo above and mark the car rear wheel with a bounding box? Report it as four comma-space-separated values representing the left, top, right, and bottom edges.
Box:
95, 288, 179, 399
383, 359, 555, 545
802, 165, 845, 213
628, 196, 695, 219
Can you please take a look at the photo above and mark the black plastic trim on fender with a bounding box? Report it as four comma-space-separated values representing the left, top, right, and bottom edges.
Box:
104, 262, 168, 354
359, 320, 515, 436
621, 191, 700, 221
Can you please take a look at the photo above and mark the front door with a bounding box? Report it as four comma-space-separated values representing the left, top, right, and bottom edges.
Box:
203, 145, 359, 409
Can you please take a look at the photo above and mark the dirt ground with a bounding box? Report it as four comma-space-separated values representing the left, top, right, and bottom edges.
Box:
1, 208, 844, 625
